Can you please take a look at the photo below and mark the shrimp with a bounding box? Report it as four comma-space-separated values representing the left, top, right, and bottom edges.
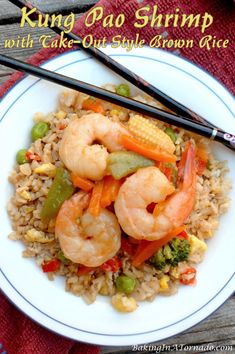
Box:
55, 191, 121, 267
59, 113, 127, 181
114, 143, 196, 241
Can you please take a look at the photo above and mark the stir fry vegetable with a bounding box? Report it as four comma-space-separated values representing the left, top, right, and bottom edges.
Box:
116, 83, 130, 97
33, 163, 56, 178
41, 259, 60, 273
25, 151, 41, 162
77, 265, 95, 275
150, 237, 191, 269
111, 293, 137, 312
115, 275, 136, 294
159, 162, 178, 185
121, 236, 137, 257
40, 167, 75, 222
57, 250, 70, 264
164, 127, 177, 143
100, 256, 122, 272
177, 230, 189, 239
70, 173, 94, 192
88, 180, 104, 216
150, 248, 166, 270
128, 115, 175, 154
107, 151, 154, 180
16, 149, 29, 165
120, 134, 177, 163
132, 226, 185, 267
180, 267, 197, 285
31, 122, 49, 142
100, 176, 122, 208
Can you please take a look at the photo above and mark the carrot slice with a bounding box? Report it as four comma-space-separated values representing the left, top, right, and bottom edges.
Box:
120, 135, 176, 163
82, 97, 105, 114
70, 173, 94, 192
132, 225, 185, 267
88, 180, 104, 216
100, 176, 122, 208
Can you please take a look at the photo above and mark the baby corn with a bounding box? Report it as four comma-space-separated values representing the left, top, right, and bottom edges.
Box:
128, 115, 175, 154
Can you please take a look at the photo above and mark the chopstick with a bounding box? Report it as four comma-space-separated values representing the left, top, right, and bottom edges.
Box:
1, 54, 234, 151
8, 0, 217, 129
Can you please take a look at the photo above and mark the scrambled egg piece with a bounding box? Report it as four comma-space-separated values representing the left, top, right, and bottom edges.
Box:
33, 163, 56, 177
189, 235, 207, 255
111, 293, 137, 313
25, 229, 54, 243
159, 275, 170, 291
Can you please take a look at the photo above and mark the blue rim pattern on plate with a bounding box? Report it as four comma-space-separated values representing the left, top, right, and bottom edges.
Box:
0, 52, 234, 337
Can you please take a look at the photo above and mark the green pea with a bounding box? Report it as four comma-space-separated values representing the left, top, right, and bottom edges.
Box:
16, 149, 28, 165
31, 122, 49, 142
115, 275, 136, 294
164, 127, 177, 143
57, 250, 70, 264
116, 84, 130, 97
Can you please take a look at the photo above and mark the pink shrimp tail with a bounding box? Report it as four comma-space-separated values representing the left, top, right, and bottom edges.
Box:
164, 141, 197, 228
182, 142, 196, 191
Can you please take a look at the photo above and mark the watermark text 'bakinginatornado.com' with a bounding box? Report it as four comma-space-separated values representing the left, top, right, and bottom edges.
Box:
132, 344, 234, 352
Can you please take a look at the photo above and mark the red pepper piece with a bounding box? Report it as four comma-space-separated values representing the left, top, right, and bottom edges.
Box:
146, 202, 156, 213
177, 230, 189, 239
41, 259, 60, 273
121, 237, 136, 257
132, 226, 185, 267
180, 267, 197, 285
58, 124, 66, 130
77, 265, 95, 275
26, 151, 41, 162
100, 256, 122, 272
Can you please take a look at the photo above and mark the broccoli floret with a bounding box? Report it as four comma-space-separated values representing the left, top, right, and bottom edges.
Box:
163, 244, 172, 260
150, 238, 191, 269
150, 248, 167, 270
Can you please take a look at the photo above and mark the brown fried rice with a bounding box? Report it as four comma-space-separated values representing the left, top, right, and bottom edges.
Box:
7, 85, 231, 312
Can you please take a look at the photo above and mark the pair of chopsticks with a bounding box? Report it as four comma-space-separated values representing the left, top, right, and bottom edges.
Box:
1, 0, 234, 151
8, 0, 214, 127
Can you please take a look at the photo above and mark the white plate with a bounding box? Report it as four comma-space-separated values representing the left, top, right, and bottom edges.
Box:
0, 47, 235, 346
